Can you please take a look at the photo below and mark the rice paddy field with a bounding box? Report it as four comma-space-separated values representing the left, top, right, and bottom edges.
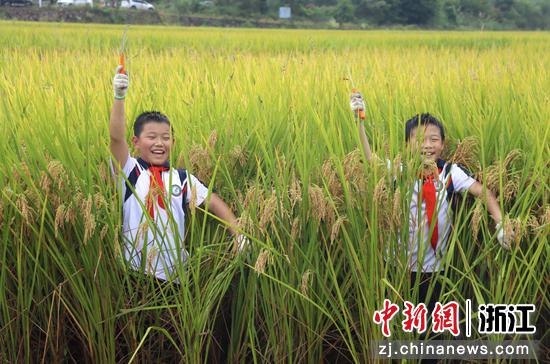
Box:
0, 21, 549, 363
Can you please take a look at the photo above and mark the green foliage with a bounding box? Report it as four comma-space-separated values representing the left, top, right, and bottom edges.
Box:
335, 0, 355, 24
167, 0, 550, 29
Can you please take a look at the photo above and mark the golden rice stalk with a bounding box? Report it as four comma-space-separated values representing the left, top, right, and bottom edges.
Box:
254, 249, 272, 275
539, 206, 550, 227
343, 149, 367, 194
113, 227, 121, 258
244, 185, 259, 209
146, 246, 159, 274
392, 154, 402, 178
81, 195, 96, 244
483, 164, 502, 194
20, 162, 32, 181
503, 175, 519, 203
308, 184, 327, 223
83, 215, 96, 244
64, 203, 76, 224
189, 184, 198, 215
322, 159, 343, 203
275, 154, 287, 189
259, 190, 277, 230
471, 200, 483, 242
176, 152, 186, 168
39, 171, 51, 195
74, 191, 84, 208
237, 211, 253, 234
231, 189, 243, 211
391, 187, 401, 227
81, 195, 93, 220
510, 217, 524, 247
24, 188, 41, 211
526, 215, 539, 234
290, 217, 300, 256
330, 215, 348, 244
207, 129, 218, 150
450, 136, 480, 172
374, 177, 391, 229
300, 270, 313, 296
503, 149, 522, 169
188, 145, 212, 182
137, 222, 149, 244
421, 159, 438, 177
54, 204, 65, 238
373, 178, 389, 206
0, 199, 3, 225
11, 166, 22, 185
290, 215, 301, 239
229, 145, 247, 167
383, 142, 390, 159
98, 163, 108, 184
99, 224, 109, 241
47, 160, 66, 191
288, 175, 302, 210
94, 193, 107, 211
500, 216, 517, 248
16, 193, 32, 225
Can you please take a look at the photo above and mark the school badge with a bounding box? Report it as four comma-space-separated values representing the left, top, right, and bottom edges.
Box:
171, 184, 182, 197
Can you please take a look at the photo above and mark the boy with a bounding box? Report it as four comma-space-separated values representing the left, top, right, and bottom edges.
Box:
349, 92, 510, 313
110, 66, 248, 282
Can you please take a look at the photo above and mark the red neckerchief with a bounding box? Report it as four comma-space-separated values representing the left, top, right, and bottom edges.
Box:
138, 158, 170, 219
421, 171, 440, 251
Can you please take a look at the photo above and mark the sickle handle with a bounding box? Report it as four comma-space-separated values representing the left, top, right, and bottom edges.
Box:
119, 53, 126, 75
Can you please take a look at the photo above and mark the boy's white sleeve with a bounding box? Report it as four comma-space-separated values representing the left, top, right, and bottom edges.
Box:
450, 164, 476, 193
109, 153, 137, 179
109, 155, 138, 200
186, 173, 210, 206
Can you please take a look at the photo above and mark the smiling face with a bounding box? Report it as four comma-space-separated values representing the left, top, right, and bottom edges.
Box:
408, 124, 445, 161
132, 121, 173, 165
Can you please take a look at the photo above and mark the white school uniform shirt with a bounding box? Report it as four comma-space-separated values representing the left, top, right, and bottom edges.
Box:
111, 154, 209, 281
388, 159, 476, 272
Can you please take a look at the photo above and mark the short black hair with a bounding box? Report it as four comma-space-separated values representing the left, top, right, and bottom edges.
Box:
404, 113, 445, 142
133, 111, 173, 137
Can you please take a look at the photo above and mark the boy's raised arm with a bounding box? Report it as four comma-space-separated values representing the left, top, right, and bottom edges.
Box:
350, 92, 373, 162
110, 66, 130, 170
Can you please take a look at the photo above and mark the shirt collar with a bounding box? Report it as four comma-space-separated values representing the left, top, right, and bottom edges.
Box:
137, 157, 170, 170
436, 158, 446, 170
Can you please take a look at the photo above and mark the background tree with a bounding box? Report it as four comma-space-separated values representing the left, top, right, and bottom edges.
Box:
335, 0, 355, 24
398, 0, 440, 25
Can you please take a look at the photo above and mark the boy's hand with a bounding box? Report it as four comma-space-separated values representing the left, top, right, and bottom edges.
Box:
113, 66, 129, 100
234, 234, 250, 255
496, 221, 512, 250
350, 92, 366, 116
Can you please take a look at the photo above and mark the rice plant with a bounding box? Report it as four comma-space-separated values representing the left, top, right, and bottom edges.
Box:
0, 21, 548, 363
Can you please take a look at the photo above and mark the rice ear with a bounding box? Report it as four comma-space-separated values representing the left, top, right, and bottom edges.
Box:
300, 270, 313, 296
471, 200, 483, 241
254, 249, 272, 275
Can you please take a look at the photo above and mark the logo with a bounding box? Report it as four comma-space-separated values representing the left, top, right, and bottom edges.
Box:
373, 299, 537, 337
171, 184, 182, 197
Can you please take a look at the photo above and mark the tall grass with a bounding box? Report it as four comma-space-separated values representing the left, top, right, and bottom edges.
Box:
0, 21, 548, 363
